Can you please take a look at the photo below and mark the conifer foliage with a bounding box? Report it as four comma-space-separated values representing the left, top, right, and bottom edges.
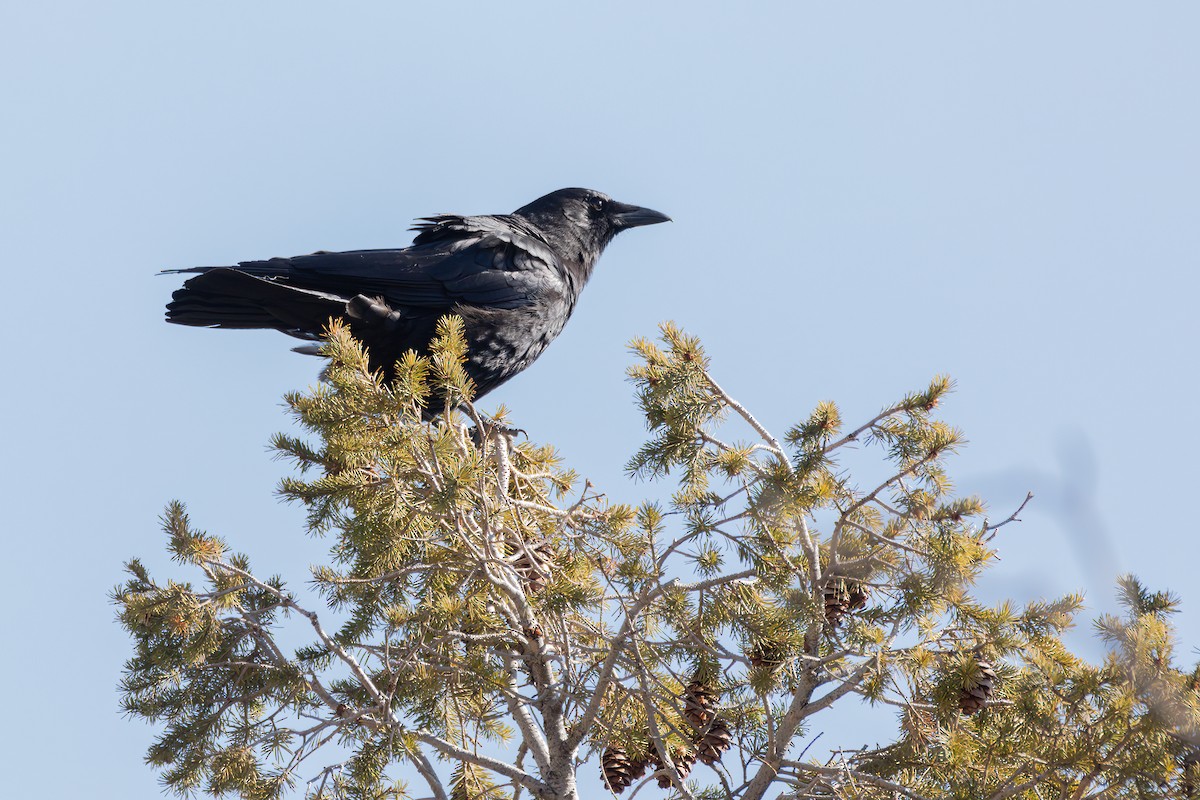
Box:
117, 319, 1200, 800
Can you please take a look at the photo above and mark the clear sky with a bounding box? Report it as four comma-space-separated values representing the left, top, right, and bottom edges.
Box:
3, 2, 1198, 796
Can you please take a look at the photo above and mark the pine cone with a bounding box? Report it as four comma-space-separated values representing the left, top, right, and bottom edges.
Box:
696, 717, 732, 766
512, 541, 553, 594
959, 659, 997, 715
627, 749, 651, 783
748, 641, 787, 670
646, 741, 662, 765
682, 679, 733, 768
823, 578, 869, 627
1181, 749, 1200, 798
601, 745, 634, 793
683, 681, 715, 730
847, 583, 869, 612
653, 746, 696, 788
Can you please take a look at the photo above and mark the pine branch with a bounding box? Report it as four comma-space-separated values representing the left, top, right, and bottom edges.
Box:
781, 759, 938, 800
416, 730, 548, 796
702, 372, 788, 466
118, 323, 1199, 800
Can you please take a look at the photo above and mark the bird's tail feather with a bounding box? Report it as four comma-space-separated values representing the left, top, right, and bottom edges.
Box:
160, 257, 297, 278
166, 268, 347, 335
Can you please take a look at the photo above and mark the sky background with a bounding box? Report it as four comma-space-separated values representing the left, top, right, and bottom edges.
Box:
3, 2, 1198, 797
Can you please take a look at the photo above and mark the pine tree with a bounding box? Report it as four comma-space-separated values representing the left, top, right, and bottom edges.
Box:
116, 318, 1200, 800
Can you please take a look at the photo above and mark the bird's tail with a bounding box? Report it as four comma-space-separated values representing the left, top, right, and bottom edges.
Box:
165, 268, 347, 335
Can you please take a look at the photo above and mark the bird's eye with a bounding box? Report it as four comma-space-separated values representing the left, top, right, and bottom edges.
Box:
588, 196, 605, 212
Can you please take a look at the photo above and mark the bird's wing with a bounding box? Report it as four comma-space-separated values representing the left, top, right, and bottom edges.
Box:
223, 214, 565, 311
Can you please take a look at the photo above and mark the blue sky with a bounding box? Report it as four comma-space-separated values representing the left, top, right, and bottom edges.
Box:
3, 2, 1198, 796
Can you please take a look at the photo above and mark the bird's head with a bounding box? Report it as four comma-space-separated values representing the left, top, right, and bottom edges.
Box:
513, 188, 670, 268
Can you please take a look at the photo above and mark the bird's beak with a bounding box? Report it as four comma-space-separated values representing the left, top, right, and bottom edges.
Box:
611, 202, 672, 229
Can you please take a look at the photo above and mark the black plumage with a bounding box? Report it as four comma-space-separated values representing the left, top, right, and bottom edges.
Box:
165, 188, 669, 400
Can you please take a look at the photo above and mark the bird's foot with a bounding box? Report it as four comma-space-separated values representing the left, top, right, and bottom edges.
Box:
468, 420, 527, 449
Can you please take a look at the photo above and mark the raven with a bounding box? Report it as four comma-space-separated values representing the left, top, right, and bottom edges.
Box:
165, 188, 669, 400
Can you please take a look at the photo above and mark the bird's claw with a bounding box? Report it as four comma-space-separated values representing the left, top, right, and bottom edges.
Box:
468, 423, 527, 448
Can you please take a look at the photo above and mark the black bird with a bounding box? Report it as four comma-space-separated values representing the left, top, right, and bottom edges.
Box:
165, 188, 669, 401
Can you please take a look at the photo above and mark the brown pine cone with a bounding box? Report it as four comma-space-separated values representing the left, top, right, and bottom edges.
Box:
645, 741, 663, 784
1180, 749, 1200, 797
959, 659, 997, 715
601, 745, 634, 793
512, 541, 553, 594
823, 578, 869, 627
846, 582, 870, 612
696, 717, 732, 766
654, 746, 697, 788
748, 641, 787, 669
683, 681, 715, 730
627, 749, 651, 783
